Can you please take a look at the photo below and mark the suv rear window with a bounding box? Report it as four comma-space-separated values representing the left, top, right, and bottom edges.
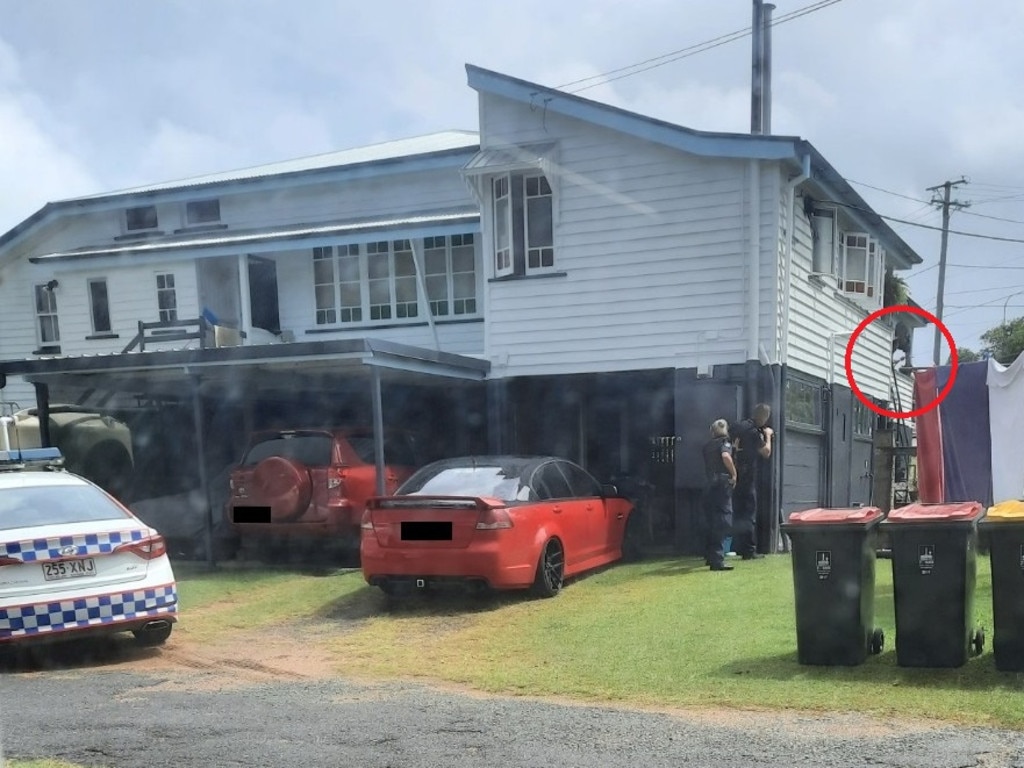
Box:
242, 434, 333, 467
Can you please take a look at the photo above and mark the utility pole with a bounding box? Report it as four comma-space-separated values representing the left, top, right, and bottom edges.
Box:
928, 178, 969, 365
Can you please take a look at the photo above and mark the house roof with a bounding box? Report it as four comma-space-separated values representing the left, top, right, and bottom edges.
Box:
465, 64, 922, 270
0, 130, 480, 254
68, 130, 481, 200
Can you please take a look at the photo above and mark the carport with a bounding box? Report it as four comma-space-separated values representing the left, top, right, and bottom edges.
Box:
0, 338, 490, 563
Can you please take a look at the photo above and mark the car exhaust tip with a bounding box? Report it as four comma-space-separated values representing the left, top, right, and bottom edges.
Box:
142, 620, 171, 631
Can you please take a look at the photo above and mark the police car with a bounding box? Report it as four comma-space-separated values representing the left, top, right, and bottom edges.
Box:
0, 445, 177, 647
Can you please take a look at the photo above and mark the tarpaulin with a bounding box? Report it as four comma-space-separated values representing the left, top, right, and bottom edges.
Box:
915, 353, 1024, 507
988, 352, 1024, 502
914, 367, 944, 502
936, 361, 991, 507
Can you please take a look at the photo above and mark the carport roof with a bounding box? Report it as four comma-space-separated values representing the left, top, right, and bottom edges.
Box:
0, 338, 491, 401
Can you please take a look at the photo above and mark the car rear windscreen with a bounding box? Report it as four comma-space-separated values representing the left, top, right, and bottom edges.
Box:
0, 484, 132, 530
402, 465, 532, 502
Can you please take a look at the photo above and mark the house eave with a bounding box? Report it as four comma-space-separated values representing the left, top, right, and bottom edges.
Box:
466, 64, 802, 163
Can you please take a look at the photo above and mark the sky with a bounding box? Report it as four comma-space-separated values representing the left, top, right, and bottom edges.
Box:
2, 0, 1023, 357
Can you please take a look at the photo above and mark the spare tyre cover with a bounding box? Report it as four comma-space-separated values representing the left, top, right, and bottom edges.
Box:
252, 456, 313, 522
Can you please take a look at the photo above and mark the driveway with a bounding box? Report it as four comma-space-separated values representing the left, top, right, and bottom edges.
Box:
1, 628, 1022, 768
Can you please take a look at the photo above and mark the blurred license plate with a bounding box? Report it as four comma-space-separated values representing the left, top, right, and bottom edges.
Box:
42, 559, 97, 581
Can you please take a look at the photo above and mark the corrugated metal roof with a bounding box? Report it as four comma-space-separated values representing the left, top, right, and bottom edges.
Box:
463, 142, 556, 175
64, 130, 480, 202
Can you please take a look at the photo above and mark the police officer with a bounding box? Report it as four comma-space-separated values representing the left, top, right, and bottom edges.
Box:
731, 403, 773, 559
702, 418, 737, 571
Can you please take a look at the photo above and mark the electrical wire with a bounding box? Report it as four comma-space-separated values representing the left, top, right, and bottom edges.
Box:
558, 0, 846, 94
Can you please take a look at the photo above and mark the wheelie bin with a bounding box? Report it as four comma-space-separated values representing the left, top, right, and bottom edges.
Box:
978, 499, 1024, 672
781, 506, 885, 666
881, 501, 986, 668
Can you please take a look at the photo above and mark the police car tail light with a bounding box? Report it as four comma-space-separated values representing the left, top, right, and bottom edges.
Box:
0, 556, 22, 567
115, 534, 167, 560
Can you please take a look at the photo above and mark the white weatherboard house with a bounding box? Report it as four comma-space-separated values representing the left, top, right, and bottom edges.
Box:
0, 65, 922, 555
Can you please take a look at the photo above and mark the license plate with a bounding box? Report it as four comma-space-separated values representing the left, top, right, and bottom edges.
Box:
42, 558, 97, 581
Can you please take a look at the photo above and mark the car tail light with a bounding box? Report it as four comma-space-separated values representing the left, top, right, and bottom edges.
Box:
359, 510, 373, 530
476, 507, 513, 530
115, 534, 167, 560
0, 556, 22, 567
328, 465, 348, 495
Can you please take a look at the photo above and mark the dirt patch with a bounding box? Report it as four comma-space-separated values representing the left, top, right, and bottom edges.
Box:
116, 621, 342, 690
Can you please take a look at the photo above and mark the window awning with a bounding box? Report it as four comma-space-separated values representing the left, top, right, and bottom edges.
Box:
28, 210, 481, 265
461, 142, 558, 205
462, 142, 557, 177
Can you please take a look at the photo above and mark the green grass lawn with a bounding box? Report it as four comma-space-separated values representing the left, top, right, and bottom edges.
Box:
174, 552, 1024, 728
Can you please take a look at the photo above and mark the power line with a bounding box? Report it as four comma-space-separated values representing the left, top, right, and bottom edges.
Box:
845, 178, 931, 205
827, 200, 1024, 244
847, 178, 1024, 226
558, 0, 846, 94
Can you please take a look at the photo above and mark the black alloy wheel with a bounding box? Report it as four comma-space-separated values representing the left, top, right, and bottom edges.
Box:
532, 539, 565, 598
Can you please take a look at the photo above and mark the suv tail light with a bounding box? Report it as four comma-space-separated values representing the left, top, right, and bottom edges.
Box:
328, 465, 348, 496
476, 507, 513, 530
115, 534, 168, 560
359, 509, 373, 531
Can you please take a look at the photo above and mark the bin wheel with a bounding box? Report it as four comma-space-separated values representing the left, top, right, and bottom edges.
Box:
869, 628, 885, 655
971, 628, 985, 657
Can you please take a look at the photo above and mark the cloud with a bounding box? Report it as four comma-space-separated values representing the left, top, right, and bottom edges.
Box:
0, 39, 98, 232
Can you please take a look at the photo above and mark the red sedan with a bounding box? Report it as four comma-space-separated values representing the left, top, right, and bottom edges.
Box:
360, 455, 634, 597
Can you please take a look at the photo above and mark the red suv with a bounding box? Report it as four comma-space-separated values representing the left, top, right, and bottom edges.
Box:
225, 428, 418, 544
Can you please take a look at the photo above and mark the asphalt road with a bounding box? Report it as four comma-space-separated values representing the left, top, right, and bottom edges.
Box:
2, 648, 1023, 768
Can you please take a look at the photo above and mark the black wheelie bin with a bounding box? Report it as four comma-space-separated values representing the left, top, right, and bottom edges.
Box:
978, 499, 1024, 672
881, 501, 986, 668
781, 506, 885, 666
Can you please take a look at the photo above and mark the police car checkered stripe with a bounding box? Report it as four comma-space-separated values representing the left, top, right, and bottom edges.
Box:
0, 529, 148, 563
0, 583, 177, 638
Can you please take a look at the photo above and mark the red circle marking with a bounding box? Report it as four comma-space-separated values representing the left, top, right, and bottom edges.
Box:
844, 304, 958, 420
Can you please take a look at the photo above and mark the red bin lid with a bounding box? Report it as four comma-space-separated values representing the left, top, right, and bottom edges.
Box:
886, 501, 984, 522
787, 506, 883, 525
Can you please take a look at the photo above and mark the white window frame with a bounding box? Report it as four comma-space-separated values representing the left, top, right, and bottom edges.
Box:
523, 173, 554, 272
155, 272, 178, 322
840, 232, 883, 306
34, 283, 60, 348
88, 278, 112, 334
810, 206, 838, 279
311, 235, 479, 327
313, 246, 337, 325
492, 176, 512, 277
423, 234, 478, 317
490, 171, 555, 277
366, 239, 419, 322
336, 243, 363, 323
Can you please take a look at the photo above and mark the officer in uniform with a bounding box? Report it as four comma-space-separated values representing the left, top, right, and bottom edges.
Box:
702, 418, 737, 571
730, 403, 773, 559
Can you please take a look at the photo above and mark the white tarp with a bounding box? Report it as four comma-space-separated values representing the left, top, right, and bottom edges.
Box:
987, 350, 1024, 502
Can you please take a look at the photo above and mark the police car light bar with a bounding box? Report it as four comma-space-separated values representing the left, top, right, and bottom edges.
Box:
0, 447, 66, 471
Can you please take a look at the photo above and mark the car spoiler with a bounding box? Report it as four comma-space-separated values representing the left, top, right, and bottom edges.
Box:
366, 495, 502, 511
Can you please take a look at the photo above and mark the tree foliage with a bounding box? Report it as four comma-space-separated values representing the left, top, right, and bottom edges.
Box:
949, 347, 981, 364
981, 318, 1024, 365
884, 269, 909, 307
